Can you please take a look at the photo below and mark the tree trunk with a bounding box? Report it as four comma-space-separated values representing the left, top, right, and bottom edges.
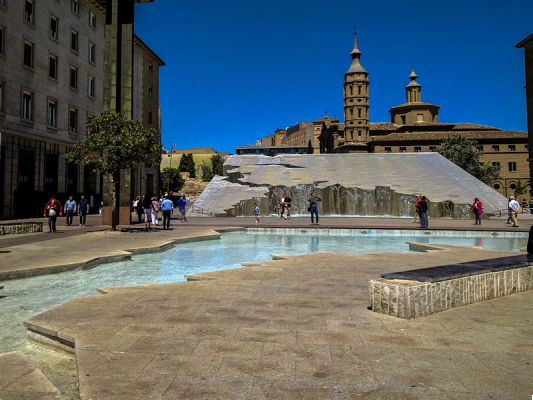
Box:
112, 170, 120, 231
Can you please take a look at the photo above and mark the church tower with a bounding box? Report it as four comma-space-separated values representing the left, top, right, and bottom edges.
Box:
343, 27, 370, 145
406, 65, 422, 103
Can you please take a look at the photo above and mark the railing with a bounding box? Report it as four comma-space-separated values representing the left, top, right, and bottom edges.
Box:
189, 205, 213, 216
491, 207, 532, 217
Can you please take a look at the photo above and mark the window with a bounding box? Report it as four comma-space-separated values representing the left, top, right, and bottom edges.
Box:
49, 54, 58, 79
24, 0, 34, 24
358, 86, 361, 95
414, 146, 422, 152
492, 145, 499, 151
0, 81, 4, 112
23, 40, 34, 68
50, 16, 59, 40
526, 144, 529, 150
401, 115, 406, 125
71, 30, 78, 52
71, 0, 79, 15
508, 162, 517, 172
358, 109, 362, 118
47, 99, 57, 128
148, 109, 153, 125
88, 42, 95, 63
70, 66, 78, 89
477, 145, 483, 151
508, 145, 516, 151
88, 75, 95, 98
417, 114, 423, 122
492, 162, 500, 171
148, 85, 153, 100
22, 90, 33, 121
493, 184, 501, 190
0, 26, 4, 55
399, 147, 407, 153
89, 11, 96, 28
148, 63, 153, 73
358, 130, 362, 137
69, 107, 78, 133
349, 108, 353, 118
349, 86, 353, 96
384, 147, 391, 153
429, 146, 437, 152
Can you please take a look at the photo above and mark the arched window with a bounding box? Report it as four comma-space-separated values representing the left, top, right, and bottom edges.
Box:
358, 109, 362, 118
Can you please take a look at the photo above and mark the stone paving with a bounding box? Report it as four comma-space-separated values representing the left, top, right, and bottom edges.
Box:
21, 246, 533, 399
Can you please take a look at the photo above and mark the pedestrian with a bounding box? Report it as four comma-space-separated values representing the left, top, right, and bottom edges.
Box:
419, 196, 429, 229
160, 194, 174, 230
508, 196, 520, 227
186, 196, 190, 205
275, 200, 282, 219
253, 203, 260, 223
506, 198, 513, 224
43, 196, 62, 233
143, 194, 153, 231
411, 195, 421, 223
178, 195, 188, 222
135, 196, 144, 223
284, 193, 292, 219
472, 197, 483, 225
77, 195, 90, 226
151, 196, 160, 226
308, 192, 322, 225
64, 196, 77, 226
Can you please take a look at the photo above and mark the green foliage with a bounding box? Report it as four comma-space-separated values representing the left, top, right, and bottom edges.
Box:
306, 140, 314, 154
513, 180, 528, 199
162, 167, 185, 194
437, 134, 500, 186
265, 149, 275, 157
65, 112, 161, 172
65, 112, 161, 230
178, 153, 196, 179
200, 153, 225, 182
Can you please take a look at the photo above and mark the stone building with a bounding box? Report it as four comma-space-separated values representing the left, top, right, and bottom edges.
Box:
318, 30, 529, 198
0, 0, 106, 218
0, 0, 163, 221
516, 33, 533, 197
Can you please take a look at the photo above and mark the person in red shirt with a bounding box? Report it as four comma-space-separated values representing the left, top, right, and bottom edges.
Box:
472, 198, 483, 225
43, 195, 63, 233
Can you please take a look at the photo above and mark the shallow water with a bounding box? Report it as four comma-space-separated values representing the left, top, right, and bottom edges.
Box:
0, 229, 527, 354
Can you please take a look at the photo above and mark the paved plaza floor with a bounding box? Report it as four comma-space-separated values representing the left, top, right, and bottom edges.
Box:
0, 215, 532, 399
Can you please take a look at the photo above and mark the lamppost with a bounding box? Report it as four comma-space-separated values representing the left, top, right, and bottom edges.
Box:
165, 143, 177, 195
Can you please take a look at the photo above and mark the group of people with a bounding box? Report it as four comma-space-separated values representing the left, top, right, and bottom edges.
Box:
411, 195, 429, 228
43, 195, 90, 233
256, 192, 323, 225
132, 194, 190, 231
274, 194, 292, 220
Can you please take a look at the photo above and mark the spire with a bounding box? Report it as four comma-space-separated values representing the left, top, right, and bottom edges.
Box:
407, 65, 421, 88
346, 25, 368, 75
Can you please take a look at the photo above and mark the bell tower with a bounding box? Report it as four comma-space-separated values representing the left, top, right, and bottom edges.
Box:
406, 65, 422, 103
343, 26, 369, 144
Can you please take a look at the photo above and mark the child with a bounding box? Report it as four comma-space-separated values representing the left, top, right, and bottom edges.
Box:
253, 203, 260, 223
275, 200, 282, 219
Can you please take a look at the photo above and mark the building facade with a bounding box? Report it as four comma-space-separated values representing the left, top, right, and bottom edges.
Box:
0, 0, 163, 220
516, 34, 533, 198
0, 0, 106, 218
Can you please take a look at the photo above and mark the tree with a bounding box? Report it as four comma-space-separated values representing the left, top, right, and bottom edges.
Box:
437, 135, 499, 186
178, 153, 196, 179
65, 112, 161, 230
306, 140, 314, 154
162, 167, 185, 194
265, 149, 275, 157
200, 153, 225, 182
513, 180, 528, 200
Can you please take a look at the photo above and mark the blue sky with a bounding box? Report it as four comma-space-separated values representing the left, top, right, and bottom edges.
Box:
135, 0, 532, 152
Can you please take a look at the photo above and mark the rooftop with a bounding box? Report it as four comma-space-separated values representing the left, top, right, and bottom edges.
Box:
373, 130, 527, 142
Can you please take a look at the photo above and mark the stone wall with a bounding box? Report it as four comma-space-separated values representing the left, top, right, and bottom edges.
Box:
0, 223, 43, 236
368, 266, 533, 319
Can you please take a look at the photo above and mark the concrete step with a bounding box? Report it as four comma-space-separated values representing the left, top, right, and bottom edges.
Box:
0, 351, 64, 399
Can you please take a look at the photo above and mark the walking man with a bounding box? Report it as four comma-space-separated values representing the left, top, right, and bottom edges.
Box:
308, 192, 322, 225
419, 196, 429, 229
509, 196, 520, 227
160, 194, 174, 230
43, 196, 63, 233
284, 193, 292, 219
64, 196, 77, 226
178, 195, 188, 223
77, 195, 90, 226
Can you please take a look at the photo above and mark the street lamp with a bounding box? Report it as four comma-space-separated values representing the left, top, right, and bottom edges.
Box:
165, 143, 177, 195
